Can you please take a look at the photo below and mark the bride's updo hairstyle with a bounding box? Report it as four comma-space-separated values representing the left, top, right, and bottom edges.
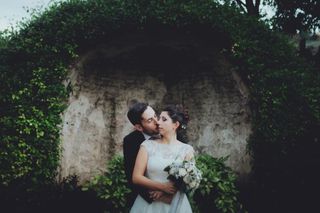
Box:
163, 104, 189, 143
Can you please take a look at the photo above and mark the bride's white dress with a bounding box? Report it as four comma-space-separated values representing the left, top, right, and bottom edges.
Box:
130, 140, 194, 213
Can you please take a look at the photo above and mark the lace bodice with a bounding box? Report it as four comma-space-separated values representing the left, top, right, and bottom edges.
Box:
141, 140, 194, 183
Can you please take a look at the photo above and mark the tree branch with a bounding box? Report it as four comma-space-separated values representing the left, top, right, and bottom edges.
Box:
234, 0, 247, 12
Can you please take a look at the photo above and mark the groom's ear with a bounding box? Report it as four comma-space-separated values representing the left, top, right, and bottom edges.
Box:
134, 124, 144, 132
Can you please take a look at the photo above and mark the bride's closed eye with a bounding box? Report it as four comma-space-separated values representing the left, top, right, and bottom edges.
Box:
161, 117, 167, 122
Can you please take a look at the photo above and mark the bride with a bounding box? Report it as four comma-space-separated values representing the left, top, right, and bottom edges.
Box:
130, 105, 195, 213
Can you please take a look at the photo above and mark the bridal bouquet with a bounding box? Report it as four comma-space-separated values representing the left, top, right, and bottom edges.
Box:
164, 160, 202, 193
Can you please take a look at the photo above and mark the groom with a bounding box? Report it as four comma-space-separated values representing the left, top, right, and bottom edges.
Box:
123, 102, 160, 207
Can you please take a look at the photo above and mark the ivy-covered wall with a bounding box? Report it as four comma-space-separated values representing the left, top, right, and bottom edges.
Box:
1, 0, 319, 211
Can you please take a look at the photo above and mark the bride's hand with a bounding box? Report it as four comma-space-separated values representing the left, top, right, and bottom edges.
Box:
161, 182, 176, 194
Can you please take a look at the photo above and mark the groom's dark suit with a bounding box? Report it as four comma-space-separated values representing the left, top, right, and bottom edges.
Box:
123, 130, 153, 207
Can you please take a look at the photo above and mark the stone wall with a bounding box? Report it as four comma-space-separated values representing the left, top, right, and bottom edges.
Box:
59, 32, 252, 183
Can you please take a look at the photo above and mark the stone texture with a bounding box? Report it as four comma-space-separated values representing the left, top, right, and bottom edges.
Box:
59, 32, 252, 184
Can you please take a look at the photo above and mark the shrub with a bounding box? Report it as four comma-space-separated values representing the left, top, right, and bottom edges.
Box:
82, 155, 131, 213
193, 154, 246, 213
83, 154, 245, 213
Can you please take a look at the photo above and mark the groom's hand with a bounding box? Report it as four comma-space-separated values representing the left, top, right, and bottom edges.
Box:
149, 190, 164, 200
149, 191, 174, 204
159, 194, 174, 204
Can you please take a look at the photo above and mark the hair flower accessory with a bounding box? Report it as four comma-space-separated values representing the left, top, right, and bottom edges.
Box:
181, 124, 187, 130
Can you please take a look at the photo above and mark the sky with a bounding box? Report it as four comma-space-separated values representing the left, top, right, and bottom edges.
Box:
0, 0, 60, 31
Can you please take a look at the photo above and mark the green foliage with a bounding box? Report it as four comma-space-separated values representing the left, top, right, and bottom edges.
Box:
226, 5, 320, 211
193, 154, 246, 213
82, 155, 131, 213
0, 1, 77, 186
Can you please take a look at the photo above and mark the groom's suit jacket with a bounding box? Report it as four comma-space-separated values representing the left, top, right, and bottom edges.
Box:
123, 130, 153, 207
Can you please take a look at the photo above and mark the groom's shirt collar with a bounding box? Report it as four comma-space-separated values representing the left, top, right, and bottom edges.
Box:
142, 132, 152, 140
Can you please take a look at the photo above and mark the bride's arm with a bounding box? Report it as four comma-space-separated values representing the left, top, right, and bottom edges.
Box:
132, 146, 176, 194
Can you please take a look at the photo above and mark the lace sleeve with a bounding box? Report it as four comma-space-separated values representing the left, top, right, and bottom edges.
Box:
140, 140, 151, 153
184, 144, 195, 162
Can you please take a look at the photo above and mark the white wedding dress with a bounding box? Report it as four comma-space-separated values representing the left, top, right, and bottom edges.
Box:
130, 140, 194, 213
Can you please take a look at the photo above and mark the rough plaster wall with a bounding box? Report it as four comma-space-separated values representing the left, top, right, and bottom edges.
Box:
160, 65, 251, 177
60, 67, 167, 183
59, 34, 252, 183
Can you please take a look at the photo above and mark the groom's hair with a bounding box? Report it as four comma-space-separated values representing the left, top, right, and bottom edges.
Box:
127, 102, 148, 125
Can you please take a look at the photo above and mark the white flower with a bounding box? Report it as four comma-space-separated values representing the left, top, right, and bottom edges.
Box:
183, 175, 192, 184
184, 162, 193, 172
169, 168, 176, 175
178, 168, 187, 176
190, 181, 197, 188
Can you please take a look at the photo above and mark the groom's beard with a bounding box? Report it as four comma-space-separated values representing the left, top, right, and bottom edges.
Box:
143, 128, 160, 136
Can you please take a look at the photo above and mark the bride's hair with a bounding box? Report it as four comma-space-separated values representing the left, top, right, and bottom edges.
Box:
163, 104, 189, 143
